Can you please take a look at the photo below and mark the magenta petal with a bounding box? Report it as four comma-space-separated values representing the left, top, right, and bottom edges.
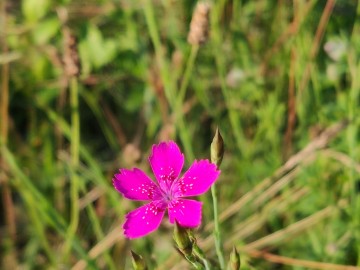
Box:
168, 199, 202, 227
113, 168, 162, 200
173, 160, 220, 197
123, 201, 166, 238
149, 141, 184, 189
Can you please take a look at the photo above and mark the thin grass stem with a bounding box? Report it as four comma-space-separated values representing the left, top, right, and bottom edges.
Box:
2, 147, 96, 268
211, 184, 225, 269
211, 0, 247, 159
348, 2, 360, 261
84, 200, 117, 270
142, 0, 194, 160
177, 44, 199, 107
63, 76, 80, 261
26, 195, 57, 264
142, 0, 174, 105
0, 0, 16, 245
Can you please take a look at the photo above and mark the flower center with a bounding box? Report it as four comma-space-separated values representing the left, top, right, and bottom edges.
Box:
158, 174, 177, 203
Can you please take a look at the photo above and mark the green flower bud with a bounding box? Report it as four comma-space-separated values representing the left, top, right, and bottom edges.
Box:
211, 127, 224, 167
131, 250, 148, 270
173, 221, 193, 256
229, 246, 241, 270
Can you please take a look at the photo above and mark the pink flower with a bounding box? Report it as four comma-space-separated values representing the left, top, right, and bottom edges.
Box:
113, 141, 220, 238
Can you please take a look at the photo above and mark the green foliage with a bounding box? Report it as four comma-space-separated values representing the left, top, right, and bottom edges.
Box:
22, 0, 52, 22
1, 0, 360, 269
79, 24, 117, 72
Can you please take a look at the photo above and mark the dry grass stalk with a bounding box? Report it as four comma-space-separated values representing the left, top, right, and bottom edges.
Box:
246, 249, 359, 270
206, 120, 348, 229
241, 199, 347, 252
72, 225, 124, 270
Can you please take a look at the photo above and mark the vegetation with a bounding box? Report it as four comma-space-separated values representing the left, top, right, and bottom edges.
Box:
1, 0, 360, 269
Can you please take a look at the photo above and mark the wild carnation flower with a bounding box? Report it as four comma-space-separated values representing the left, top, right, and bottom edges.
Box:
113, 141, 220, 238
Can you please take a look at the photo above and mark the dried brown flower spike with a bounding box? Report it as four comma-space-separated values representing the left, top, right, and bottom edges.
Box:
187, 2, 211, 45
63, 28, 81, 77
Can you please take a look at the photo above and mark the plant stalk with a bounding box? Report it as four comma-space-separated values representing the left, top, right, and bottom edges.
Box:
177, 44, 199, 107
142, 0, 194, 160
63, 76, 80, 261
0, 0, 16, 244
211, 184, 225, 269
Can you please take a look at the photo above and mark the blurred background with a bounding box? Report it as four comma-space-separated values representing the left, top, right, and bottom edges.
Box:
1, 0, 360, 269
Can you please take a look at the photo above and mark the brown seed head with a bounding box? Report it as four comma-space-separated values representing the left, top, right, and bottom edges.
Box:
187, 2, 211, 45
63, 28, 81, 77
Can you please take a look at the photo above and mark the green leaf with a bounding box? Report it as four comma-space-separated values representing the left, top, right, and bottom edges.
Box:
22, 0, 51, 22
83, 24, 117, 69
32, 17, 60, 45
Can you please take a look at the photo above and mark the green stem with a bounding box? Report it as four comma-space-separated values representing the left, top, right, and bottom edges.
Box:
70, 77, 80, 168
211, 184, 225, 269
143, 0, 174, 105
142, 0, 194, 159
2, 147, 96, 268
211, 0, 247, 158
349, 2, 360, 265
172, 45, 199, 161
26, 194, 56, 264
185, 254, 205, 270
1, 0, 17, 245
192, 242, 211, 270
177, 45, 199, 107
84, 202, 117, 270
63, 76, 80, 261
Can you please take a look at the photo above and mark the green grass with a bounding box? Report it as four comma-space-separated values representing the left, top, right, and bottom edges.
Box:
1, 0, 360, 269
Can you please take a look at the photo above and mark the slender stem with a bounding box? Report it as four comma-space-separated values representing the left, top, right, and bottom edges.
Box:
69, 75, 80, 238
142, 0, 174, 105
0, 0, 16, 243
142, 0, 194, 159
2, 147, 97, 268
63, 76, 80, 260
0, 0, 9, 148
55, 84, 67, 214
209, 2, 228, 268
84, 201, 117, 270
27, 195, 56, 264
211, 0, 247, 159
70, 77, 80, 167
177, 44, 199, 107
172, 44, 199, 161
348, 1, 360, 264
192, 242, 211, 270
211, 184, 225, 269
184, 254, 205, 270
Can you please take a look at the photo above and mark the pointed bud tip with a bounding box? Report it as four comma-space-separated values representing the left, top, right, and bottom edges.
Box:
131, 250, 148, 270
229, 246, 241, 270
211, 127, 224, 167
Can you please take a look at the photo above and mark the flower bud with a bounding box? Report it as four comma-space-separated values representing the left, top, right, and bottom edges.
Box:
131, 250, 148, 270
229, 246, 241, 270
211, 127, 224, 167
173, 221, 193, 256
